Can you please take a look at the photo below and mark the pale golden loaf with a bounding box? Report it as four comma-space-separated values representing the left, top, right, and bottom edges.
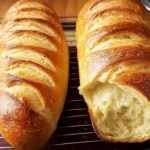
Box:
0, 0, 69, 149
76, 0, 150, 142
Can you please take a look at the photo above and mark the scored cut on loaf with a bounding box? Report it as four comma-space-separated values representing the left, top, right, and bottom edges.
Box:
0, 0, 69, 149
76, 0, 150, 142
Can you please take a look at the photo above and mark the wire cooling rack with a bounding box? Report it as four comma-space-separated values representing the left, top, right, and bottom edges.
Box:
0, 16, 150, 150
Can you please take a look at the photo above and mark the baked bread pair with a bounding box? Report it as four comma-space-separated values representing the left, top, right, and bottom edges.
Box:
1, 0, 150, 149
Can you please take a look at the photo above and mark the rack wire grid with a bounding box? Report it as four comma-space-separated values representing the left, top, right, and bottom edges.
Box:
0, 16, 150, 150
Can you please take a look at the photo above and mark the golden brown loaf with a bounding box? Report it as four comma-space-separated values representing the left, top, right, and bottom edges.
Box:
0, 0, 69, 149
76, 0, 150, 142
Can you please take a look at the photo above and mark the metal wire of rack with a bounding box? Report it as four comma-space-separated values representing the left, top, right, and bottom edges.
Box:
0, 16, 150, 150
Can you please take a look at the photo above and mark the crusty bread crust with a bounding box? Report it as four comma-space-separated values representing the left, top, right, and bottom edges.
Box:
76, 0, 150, 142
0, 0, 69, 149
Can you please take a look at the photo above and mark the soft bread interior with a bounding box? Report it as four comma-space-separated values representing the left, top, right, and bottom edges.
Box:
84, 82, 150, 141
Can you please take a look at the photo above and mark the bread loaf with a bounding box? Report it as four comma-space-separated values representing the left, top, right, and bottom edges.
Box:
0, 0, 69, 149
76, 0, 150, 142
